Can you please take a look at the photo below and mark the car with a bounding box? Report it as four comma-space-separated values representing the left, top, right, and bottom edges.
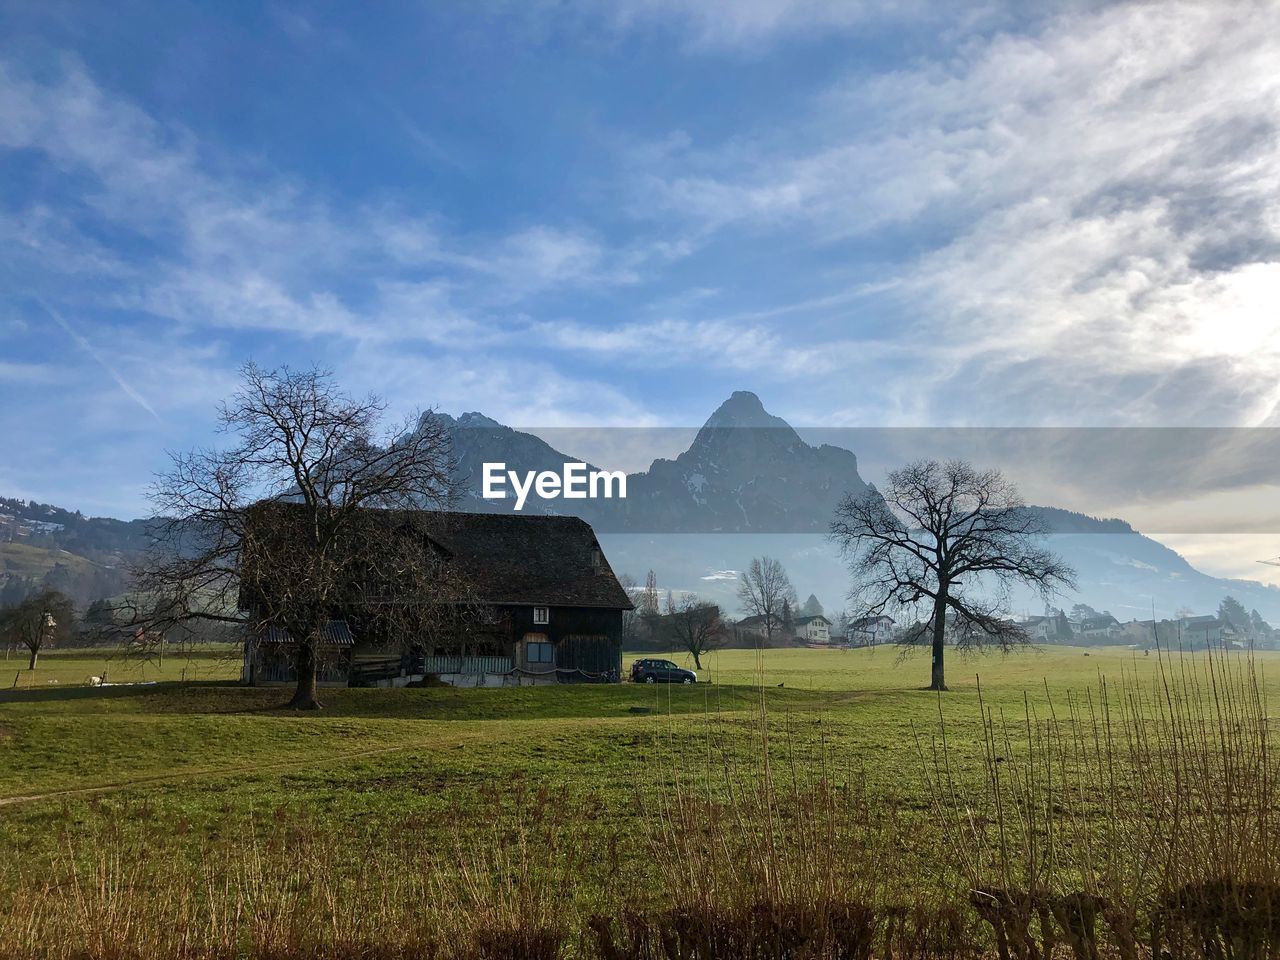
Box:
630, 658, 697, 684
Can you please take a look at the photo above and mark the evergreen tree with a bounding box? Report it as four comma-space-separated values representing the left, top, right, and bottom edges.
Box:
1069, 603, 1100, 623
1250, 609, 1274, 648
85, 598, 115, 625
1219, 596, 1250, 628
800, 593, 824, 618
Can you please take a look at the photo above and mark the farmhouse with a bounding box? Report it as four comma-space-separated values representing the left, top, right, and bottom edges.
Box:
793, 614, 831, 644
241, 511, 633, 688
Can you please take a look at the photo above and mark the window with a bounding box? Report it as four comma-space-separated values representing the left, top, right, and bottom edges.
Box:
527, 641, 555, 664
533, 606, 549, 625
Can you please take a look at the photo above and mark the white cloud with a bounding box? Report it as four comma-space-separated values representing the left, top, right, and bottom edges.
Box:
0, 56, 652, 349
591, 0, 936, 50
532, 313, 899, 378
632, 1, 1280, 425
701, 569, 739, 581
0, 360, 63, 386
340, 345, 656, 429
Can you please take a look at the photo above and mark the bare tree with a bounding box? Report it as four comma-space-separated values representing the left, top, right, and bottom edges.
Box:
830, 459, 1074, 691
737, 556, 796, 646
0, 588, 75, 670
616, 573, 640, 649
640, 570, 660, 616
134, 363, 460, 709
664, 594, 725, 670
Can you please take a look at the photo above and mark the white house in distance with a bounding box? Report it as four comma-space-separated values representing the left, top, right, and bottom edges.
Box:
847, 615, 895, 646
1019, 611, 1074, 643
794, 614, 831, 644
1075, 613, 1122, 641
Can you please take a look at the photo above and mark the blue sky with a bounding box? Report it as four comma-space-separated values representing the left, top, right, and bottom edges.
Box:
3, 0, 1280, 579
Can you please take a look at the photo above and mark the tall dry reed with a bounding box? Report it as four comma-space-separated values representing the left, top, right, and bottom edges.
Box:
7, 650, 1280, 959
923, 647, 1280, 960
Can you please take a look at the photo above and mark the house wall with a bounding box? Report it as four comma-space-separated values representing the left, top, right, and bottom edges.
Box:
802, 620, 830, 642
507, 605, 623, 680
245, 604, 626, 687
243, 640, 352, 686
505, 604, 623, 642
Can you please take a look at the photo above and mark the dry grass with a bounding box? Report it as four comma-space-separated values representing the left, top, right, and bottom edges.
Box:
923, 647, 1280, 960
3, 792, 580, 960
3, 649, 1279, 958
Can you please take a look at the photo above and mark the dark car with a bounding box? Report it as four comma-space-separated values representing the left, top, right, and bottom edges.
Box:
630, 658, 697, 684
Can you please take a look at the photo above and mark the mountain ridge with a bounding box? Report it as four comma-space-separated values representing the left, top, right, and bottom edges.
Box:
5, 392, 1277, 621
437, 393, 1280, 621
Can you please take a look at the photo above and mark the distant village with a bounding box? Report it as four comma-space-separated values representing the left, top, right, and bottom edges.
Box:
4, 489, 1279, 694
729, 601, 1277, 652
624, 571, 1277, 655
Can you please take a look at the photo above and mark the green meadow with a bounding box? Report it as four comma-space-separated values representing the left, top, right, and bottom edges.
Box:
0, 643, 1175, 798
2, 644, 1276, 957
0, 643, 1252, 840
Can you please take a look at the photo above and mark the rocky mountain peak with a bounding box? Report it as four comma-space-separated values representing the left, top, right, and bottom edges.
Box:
435, 411, 504, 430
701, 391, 793, 431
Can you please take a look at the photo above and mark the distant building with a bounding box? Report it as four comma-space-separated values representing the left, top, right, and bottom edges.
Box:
1178, 615, 1246, 647
1019, 611, 1074, 643
1076, 614, 1122, 640
847, 615, 896, 646
793, 614, 831, 644
734, 614, 783, 645
1120, 614, 1248, 650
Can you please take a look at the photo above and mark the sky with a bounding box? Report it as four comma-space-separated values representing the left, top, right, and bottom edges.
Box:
3, 1, 1280, 578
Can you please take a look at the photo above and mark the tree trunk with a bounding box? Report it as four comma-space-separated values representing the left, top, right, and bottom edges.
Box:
27, 647, 38, 671
929, 593, 948, 691
692, 650, 702, 670
288, 643, 322, 710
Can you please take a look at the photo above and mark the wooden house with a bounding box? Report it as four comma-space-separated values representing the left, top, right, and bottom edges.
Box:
241, 510, 633, 688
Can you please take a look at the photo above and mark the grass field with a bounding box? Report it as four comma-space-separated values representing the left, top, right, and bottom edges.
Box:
0, 643, 1180, 801
1, 643, 1276, 957
0, 541, 101, 580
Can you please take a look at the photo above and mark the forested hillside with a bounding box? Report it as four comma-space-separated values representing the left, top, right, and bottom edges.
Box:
0, 498, 147, 607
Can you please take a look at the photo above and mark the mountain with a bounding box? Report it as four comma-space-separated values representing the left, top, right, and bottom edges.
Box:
621, 392, 868, 532
435, 412, 603, 518
443, 391, 869, 532
0, 497, 147, 607
8, 391, 1280, 624
440, 395, 1280, 624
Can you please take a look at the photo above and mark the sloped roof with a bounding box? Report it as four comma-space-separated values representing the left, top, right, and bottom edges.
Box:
241, 503, 633, 612
421, 511, 633, 610
1079, 615, 1119, 630
1182, 615, 1229, 630
851, 615, 894, 629
259, 620, 355, 646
